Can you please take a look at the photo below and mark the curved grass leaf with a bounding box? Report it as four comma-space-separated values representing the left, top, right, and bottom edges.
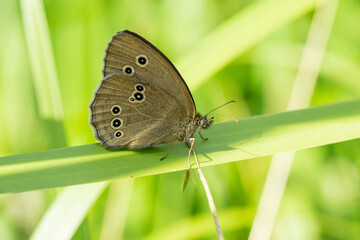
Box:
0, 99, 359, 194
178, 0, 321, 89
30, 183, 107, 240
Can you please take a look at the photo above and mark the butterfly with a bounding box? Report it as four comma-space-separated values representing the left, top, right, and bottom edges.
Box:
90, 30, 234, 161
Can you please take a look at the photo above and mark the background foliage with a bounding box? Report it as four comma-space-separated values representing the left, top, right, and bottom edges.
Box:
0, 0, 359, 239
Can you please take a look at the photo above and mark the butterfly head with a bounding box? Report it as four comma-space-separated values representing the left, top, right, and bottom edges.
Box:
195, 114, 214, 130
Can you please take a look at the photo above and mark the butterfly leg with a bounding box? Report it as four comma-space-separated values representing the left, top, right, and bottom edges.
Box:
160, 137, 175, 161
199, 131, 208, 141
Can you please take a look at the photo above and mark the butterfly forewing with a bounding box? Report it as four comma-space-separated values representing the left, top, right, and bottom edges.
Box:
103, 30, 196, 118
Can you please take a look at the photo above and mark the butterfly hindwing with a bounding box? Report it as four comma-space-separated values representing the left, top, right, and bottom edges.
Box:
90, 74, 187, 148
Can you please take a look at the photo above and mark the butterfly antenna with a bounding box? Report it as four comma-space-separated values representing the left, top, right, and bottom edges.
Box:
205, 100, 236, 116
207, 113, 239, 124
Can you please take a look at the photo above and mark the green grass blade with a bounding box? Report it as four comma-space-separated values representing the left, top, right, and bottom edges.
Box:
20, 0, 66, 147
30, 183, 107, 240
177, 0, 321, 89
0, 99, 359, 194
20, 0, 63, 120
250, 43, 360, 93
99, 179, 134, 240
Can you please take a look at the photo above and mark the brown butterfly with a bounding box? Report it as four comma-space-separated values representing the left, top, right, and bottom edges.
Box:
90, 30, 234, 161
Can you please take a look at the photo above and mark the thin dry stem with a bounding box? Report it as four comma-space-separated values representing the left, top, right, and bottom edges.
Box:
190, 138, 224, 240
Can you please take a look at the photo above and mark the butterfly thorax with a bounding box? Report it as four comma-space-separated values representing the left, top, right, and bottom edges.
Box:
177, 114, 213, 144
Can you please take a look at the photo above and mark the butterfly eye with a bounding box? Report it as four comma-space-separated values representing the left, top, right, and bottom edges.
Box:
129, 90, 145, 103
111, 118, 123, 129
196, 119, 201, 125
135, 84, 145, 91
123, 65, 134, 75
114, 131, 123, 138
134, 92, 144, 101
111, 105, 122, 115
138, 57, 146, 64
136, 55, 148, 67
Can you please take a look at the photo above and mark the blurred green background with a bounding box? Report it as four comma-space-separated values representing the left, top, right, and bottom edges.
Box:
0, 0, 359, 239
